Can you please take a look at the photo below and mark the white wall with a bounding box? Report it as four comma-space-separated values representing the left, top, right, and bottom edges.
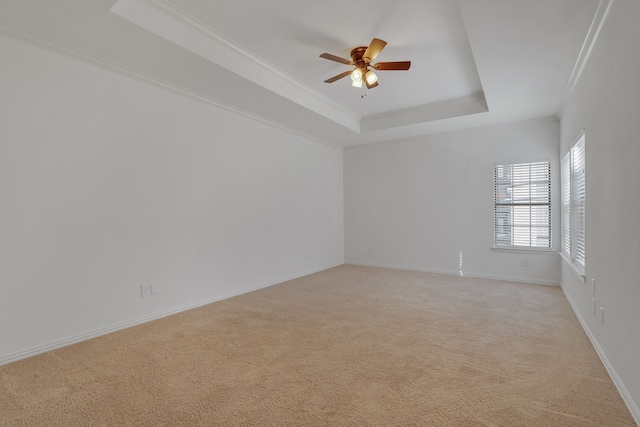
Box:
558, 0, 640, 421
0, 35, 344, 363
344, 119, 560, 285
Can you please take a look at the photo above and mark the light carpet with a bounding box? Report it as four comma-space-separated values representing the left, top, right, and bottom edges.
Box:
0, 265, 635, 426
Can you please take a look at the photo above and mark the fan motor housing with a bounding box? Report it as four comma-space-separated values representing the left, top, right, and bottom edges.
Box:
350, 46, 369, 68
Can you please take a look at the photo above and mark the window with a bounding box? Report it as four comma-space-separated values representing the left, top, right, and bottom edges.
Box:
561, 134, 586, 271
494, 160, 551, 249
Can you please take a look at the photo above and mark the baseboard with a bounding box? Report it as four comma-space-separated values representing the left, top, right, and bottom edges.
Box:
561, 285, 640, 425
0, 262, 342, 367
345, 261, 561, 286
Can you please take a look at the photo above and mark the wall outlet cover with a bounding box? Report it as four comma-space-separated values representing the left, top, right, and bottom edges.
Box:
140, 284, 151, 297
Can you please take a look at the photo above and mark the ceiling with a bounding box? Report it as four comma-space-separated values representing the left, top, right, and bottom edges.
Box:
0, 0, 600, 147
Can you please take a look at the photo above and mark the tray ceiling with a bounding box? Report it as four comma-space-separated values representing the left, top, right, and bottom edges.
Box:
0, 0, 601, 147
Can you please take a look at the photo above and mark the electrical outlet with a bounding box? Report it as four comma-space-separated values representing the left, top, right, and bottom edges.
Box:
150, 283, 159, 295
140, 284, 151, 297
522, 258, 529, 267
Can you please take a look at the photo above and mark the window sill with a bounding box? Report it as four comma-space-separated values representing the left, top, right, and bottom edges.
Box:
559, 251, 586, 283
491, 246, 556, 255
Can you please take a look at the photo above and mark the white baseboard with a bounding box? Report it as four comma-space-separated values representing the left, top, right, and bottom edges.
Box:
561, 285, 640, 425
0, 262, 342, 367
345, 261, 561, 286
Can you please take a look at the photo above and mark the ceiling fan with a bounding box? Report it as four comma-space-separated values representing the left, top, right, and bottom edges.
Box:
320, 38, 411, 89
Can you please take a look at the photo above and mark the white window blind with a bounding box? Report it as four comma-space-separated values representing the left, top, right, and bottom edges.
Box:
494, 160, 551, 248
562, 136, 586, 268
561, 154, 571, 256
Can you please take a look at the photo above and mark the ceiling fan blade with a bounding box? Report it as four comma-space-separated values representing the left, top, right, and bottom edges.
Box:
363, 38, 387, 63
324, 70, 353, 83
319, 53, 353, 65
373, 61, 411, 71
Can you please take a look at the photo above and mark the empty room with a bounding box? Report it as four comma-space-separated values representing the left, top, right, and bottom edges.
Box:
1, 0, 639, 425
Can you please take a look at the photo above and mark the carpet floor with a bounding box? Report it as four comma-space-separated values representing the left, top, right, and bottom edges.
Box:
0, 265, 635, 426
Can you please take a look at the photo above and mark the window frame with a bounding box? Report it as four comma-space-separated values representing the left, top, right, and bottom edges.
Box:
493, 159, 552, 251
561, 132, 586, 279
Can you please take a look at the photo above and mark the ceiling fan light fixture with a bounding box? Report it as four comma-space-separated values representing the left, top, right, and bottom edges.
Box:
319, 38, 410, 89
365, 70, 378, 85
351, 68, 363, 82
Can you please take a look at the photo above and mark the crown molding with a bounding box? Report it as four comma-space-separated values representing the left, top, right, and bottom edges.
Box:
345, 115, 559, 151
110, 0, 361, 133
0, 21, 344, 151
360, 92, 488, 133
560, 0, 615, 108
0, 20, 134, 80
110, 0, 489, 136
